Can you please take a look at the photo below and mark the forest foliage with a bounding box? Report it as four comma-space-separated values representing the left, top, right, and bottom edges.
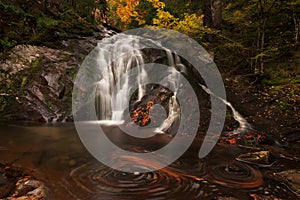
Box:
106, 0, 299, 85
1, 0, 299, 85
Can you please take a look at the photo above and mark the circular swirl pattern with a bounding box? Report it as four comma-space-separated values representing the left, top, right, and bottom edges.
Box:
206, 161, 264, 189
64, 154, 211, 200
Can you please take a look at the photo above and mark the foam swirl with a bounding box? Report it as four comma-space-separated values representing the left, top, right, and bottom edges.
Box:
206, 161, 264, 189
63, 154, 211, 199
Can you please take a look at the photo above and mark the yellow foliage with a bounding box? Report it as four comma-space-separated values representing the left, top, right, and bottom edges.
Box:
107, 0, 206, 37
232, 10, 245, 22
147, 0, 205, 38
107, 0, 145, 29
147, 0, 175, 28
153, 10, 177, 28
175, 14, 204, 35
148, 0, 165, 9
116, 0, 140, 24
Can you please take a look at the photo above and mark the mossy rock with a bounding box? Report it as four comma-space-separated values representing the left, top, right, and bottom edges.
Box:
275, 169, 300, 194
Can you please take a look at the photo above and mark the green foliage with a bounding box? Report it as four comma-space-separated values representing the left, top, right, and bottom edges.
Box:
262, 52, 300, 86
0, 0, 108, 50
226, 110, 233, 120
1, 0, 298, 90
216, 0, 300, 79
104, 0, 299, 88
135, 0, 157, 25
0, 95, 8, 112
0, 1, 24, 14
0, 38, 17, 49
37, 18, 58, 29
31, 57, 41, 68
141, 0, 207, 39
0, 1, 34, 49
21, 76, 28, 88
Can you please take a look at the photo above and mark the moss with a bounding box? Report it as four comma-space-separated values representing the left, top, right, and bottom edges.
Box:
0, 95, 8, 112
47, 101, 52, 109
60, 54, 69, 60
0, 38, 17, 49
262, 78, 291, 86
277, 169, 300, 194
0, 0, 102, 51
36, 17, 59, 30
290, 182, 300, 194
279, 102, 290, 112
262, 52, 300, 88
20, 76, 29, 96
226, 110, 233, 120
0, 1, 24, 15
21, 76, 28, 88
31, 57, 41, 68
291, 78, 300, 84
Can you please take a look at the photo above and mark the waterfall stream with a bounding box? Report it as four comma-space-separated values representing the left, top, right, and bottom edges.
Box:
198, 83, 252, 134
94, 33, 250, 134
95, 35, 147, 122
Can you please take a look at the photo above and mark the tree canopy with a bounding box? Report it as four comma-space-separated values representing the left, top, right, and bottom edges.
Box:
1, 0, 299, 85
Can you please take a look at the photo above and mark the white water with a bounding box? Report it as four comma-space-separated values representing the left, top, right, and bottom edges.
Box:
198, 84, 252, 134
95, 35, 147, 121
95, 34, 250, 134
155, 50, 181, 133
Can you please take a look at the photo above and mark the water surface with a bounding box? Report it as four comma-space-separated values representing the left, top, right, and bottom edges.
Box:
0, 123, 298, 199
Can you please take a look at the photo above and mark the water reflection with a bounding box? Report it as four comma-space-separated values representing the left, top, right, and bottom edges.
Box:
65, 160, 205, 199
0, 123, 299, 199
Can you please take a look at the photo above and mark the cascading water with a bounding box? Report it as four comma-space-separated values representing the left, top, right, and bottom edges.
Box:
198, 84, 252, 134
94, 33, 250, 134
94, 33, 183, 132
155, 50, 181, 132
95, 35, 148, 122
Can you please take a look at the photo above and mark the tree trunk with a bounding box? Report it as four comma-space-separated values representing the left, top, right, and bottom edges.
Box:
293, 13, 299, 44
201, 0, 213, 28
259, 18, 266, 74
201, 0, 222, 28
254, 17, 266, 75
211, 0, 223, 29
254, 0, 276, 75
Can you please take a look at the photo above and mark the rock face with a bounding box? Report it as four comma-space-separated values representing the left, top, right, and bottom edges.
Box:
5, 176, 48, 200
0, 164, 47, 200
0, 44, 77, 121
0, 28, 114, 122
274, 169, 300, 195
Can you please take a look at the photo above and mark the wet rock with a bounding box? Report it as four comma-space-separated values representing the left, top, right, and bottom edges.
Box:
0, 45, 79, 122
249, 193, 281, 200
128, 85, 174, 128
274, 169, 300, 195
0, 164, 47, 199
0, 26, 111, 122
220, 129, 274, 147
217, 197, 239, 200
5, 176, 48, 200
236, 151, 275, 167
0, 165, 22, 199
0, 45, 42, 75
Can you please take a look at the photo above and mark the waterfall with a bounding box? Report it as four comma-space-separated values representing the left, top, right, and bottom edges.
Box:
95, 35, 147, 122
155, 50, 181, 133
94, 33, 250, 134
198, 84, 252, 134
